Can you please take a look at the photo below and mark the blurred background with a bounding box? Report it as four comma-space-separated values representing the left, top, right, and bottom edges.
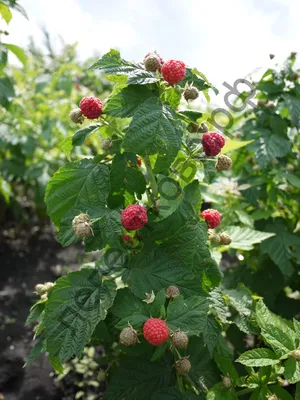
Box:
1, 1, 300, 399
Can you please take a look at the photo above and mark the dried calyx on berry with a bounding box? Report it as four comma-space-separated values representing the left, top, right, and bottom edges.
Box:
175, 358, 191, 375
100, 138, 112, 150
171, 331, 189, 349
222, 375, 232, 390
184, 86, 199, 101
144, 52, 163, 72
72, 213, 93, 238
119, 326, 138, 346
69, 108, 84, 124
165, 285, 180, 298
216, 155, 232, 171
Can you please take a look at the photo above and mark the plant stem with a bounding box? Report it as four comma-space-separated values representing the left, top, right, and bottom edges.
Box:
143, 155, 159, 211
236, 387, 255, 397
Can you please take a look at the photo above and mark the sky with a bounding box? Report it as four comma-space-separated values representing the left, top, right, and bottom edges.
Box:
5, 0, 300, 99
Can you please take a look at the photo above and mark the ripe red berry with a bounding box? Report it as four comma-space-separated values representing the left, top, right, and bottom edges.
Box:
143, 318, 169, 346
161, 60, 186, 85
137, 156, 142, 166
202, 132, 225, 156
201, 209, 222, 229
121, 204, 148, 230
79, 96, 103, 119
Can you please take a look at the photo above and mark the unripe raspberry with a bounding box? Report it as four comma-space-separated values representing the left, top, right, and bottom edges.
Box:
121, 205, 148, 230
72, 213, 93, 238
79, 96, 103, 119
137, 156, 142, 166
216, 155, 232, 171
187, 123, 199, 133
202, 132, 225, 156
97, 369, 106, 382
171, 332, 189, 349
219, 232, 232, 245
165, 285, 180, 298
175, 358, 191, 375
100, 138, 112, 150
44, 282, 54, 292
257, 100, 266, 107
291, 71, 300, 81
41, 293, 48, 301
184, 86, 199, 101
222, 375, 232, 389
35, 284, 46, 296
144, 52, 163, 72
266, 102, 275, 109
161, 60, 186, 85
143, 318, 169, 346
69, 108, 83, 124
291, 349, 300, 361
120, 326, 138, 346
266, 396, 279, 400
201, 209, 222, 229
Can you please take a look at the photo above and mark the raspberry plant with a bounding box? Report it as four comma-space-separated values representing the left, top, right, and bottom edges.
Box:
26, 50, 300, 399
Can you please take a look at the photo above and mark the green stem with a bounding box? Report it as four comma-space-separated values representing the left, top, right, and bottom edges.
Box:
236, 387, 255, 397
143, 155, 159, 212
101, 119, 125, 138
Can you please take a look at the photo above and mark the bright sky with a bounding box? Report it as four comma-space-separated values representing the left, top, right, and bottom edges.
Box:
6, 0, 300, 96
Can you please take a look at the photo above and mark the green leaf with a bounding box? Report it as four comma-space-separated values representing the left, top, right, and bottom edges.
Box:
151, 289, 167, 318
108, 153, 146, 207
111, 288, 149, 329
44, 269, 116, 363
203, 315, 222, 357
25, 301, 46, 326
284, 358, 300, 383
24, 338, 45, 366
163, 87, 182, 110
157, 174, 184, 220
236, 348, 280, 367
152, 388, 204, 400
178, 110, 203, 123
226, 226, 275, 251
72, 123, 102, 146
103, 354, 175, 400
3, 43, 27, 65
207, 383, 238, 399
214, 336, 238, 380
123, 97, 182, 172
255, 133, 290, 169
224, 285, 253, 317
126, 249, 207, 299
283, 94, 300, 127
59, 136, 73, 161
296, 382, 300, 400
183, 180, 202, 213
166, 295, 208, 335
221, 139, 254, 154
178, 68, 210, 92
106, 85, 155, 118
91, 49, 158, 85
268, 384, 295, 400
249, 386, 272, 400
188, 337, 220, 389
45, 159, 110, 227
0, 177, 12, 203
209, 289, 228, 324
151, 340, 169, 361
0, 4, 12, 23
0, 76, 15, 107
256, 300, 297, 358
261, 224, 300, 278
286, 174, 300, 189
202, 160, 217, 184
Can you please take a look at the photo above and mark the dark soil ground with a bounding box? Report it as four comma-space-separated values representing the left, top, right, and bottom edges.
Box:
0, 220, 85, 400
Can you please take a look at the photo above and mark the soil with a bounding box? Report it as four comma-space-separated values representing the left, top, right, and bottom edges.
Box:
0, 220, 85, 400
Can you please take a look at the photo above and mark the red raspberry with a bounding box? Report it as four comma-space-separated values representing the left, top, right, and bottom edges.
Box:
79, 96, 103, 119
202, 132, 225, 156
121, 204, 148, 230
201, 209, 222, 229
137, 156, 142, 166
161, 60, 186, 85
143, 318, 169, 346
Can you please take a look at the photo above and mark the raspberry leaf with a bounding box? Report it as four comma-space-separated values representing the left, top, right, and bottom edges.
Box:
236, 348, 280, 367
166, 295, 209, 335
203, 315, 222, 357
44, 269, 116, 363
45, 159, 110, 227
225, 226, 275, 251
123, 97, 183, 172
284, 358, 300, 383
72, 123, 102, 146
111, 288, 150, 329
254, 131, 290, 169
